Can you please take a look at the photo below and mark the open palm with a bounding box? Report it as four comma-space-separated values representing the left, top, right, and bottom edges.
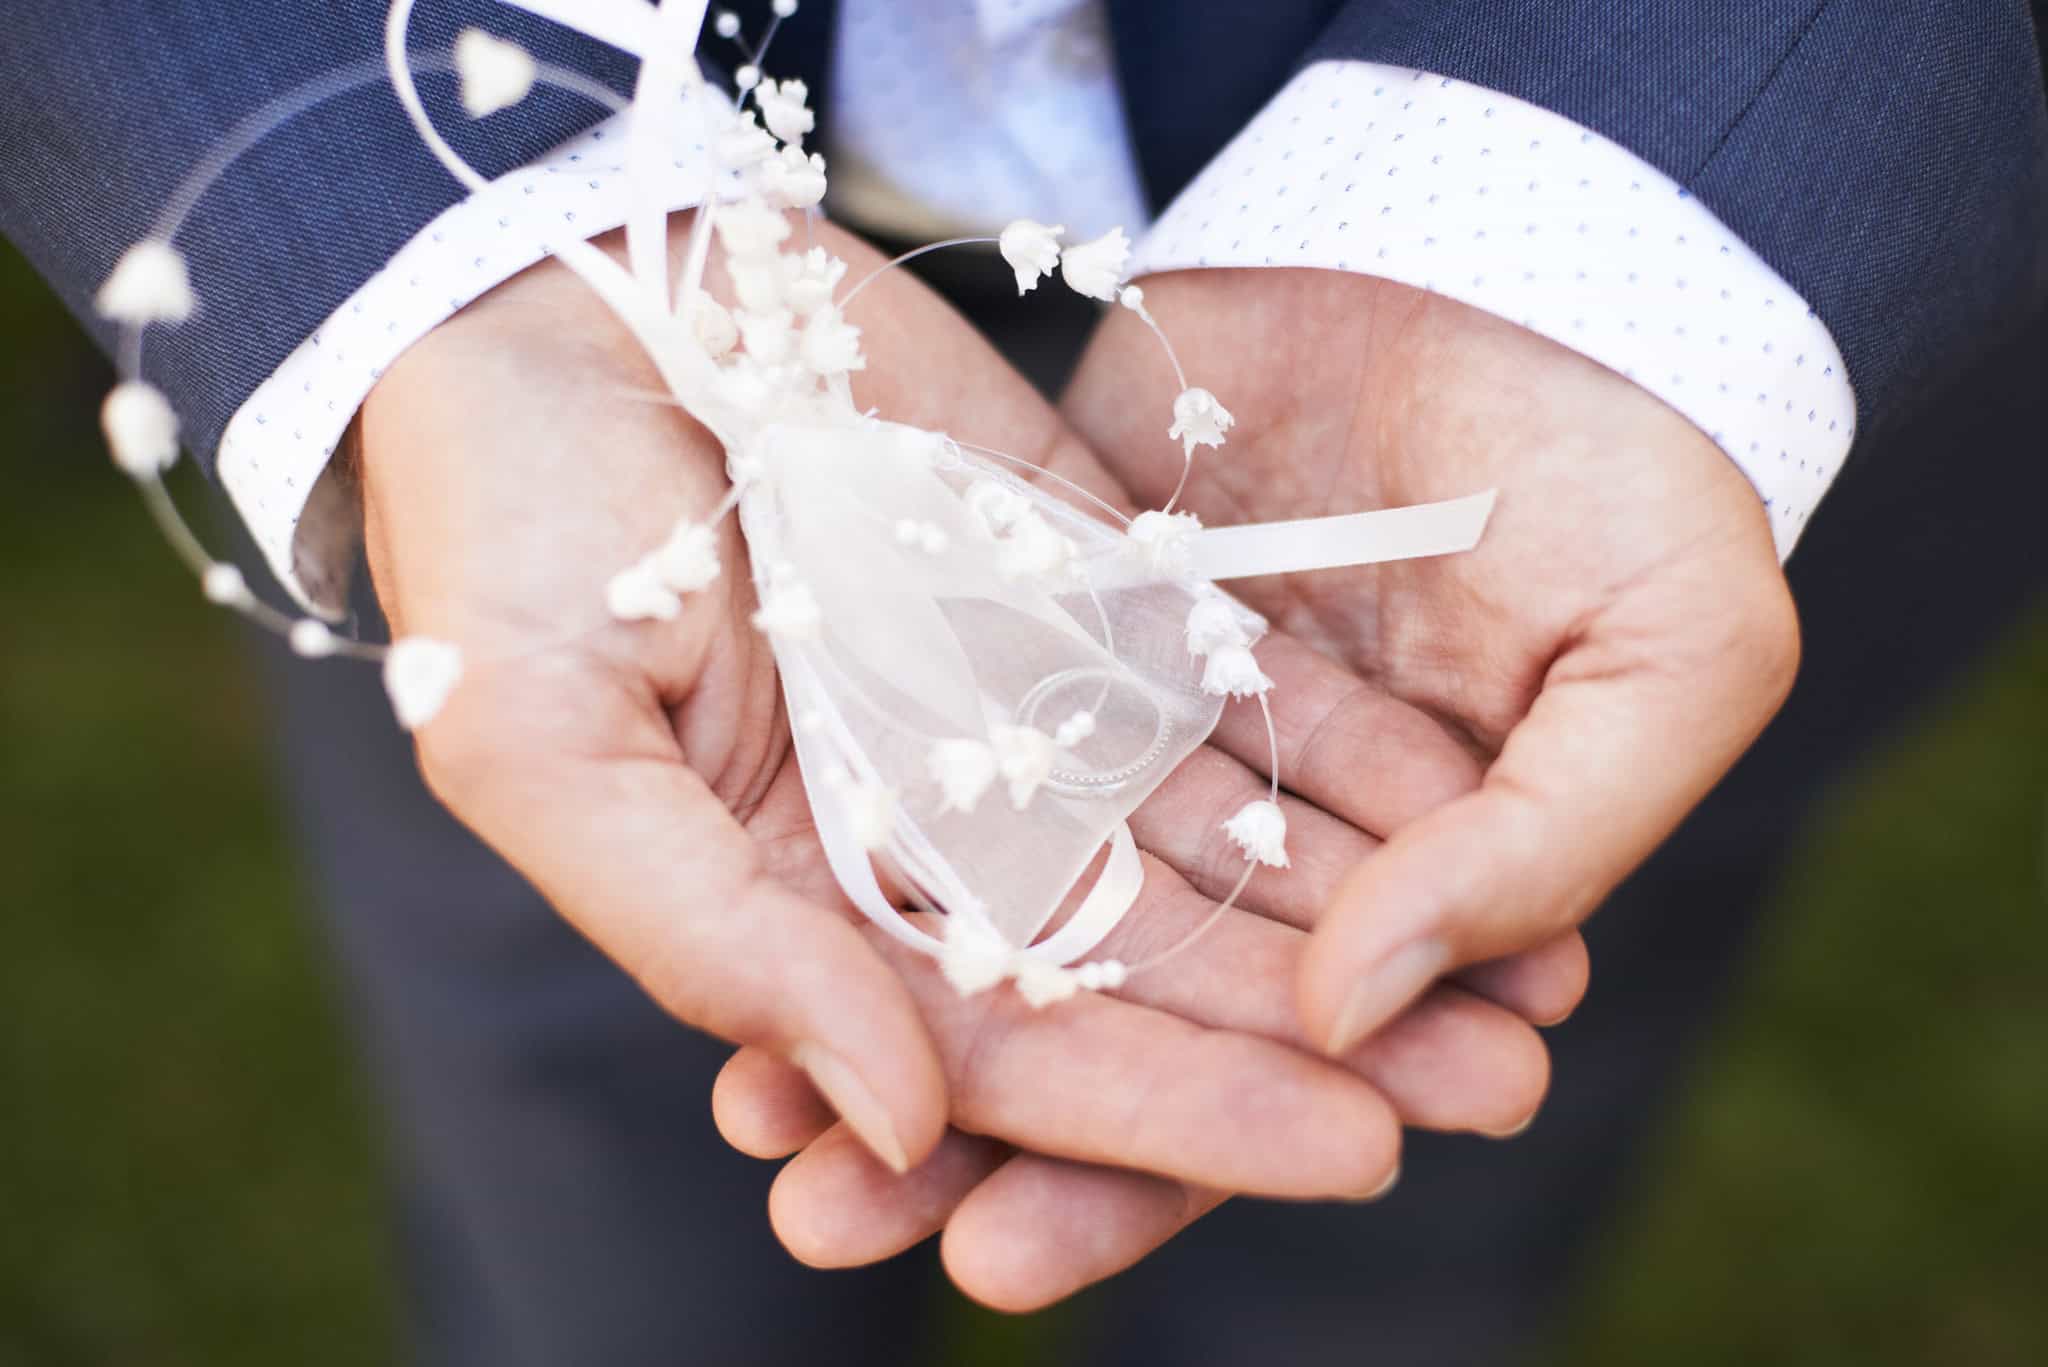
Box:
779, 266, 1798, 1305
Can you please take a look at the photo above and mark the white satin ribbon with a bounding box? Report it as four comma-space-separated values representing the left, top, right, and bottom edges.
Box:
1023, 822, 1142, 964
1189, 489, 1497, 581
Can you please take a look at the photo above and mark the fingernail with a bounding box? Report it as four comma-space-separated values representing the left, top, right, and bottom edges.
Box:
790, 1041, 908, 1175
1351, 1164, 1400, 1202
1483, 1111, 1537, 1140
1327, 939, 1448, 1056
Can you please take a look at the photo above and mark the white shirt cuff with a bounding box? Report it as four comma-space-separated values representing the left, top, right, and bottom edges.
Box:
1130, 60, 1856, 561
218, 103, 722, 617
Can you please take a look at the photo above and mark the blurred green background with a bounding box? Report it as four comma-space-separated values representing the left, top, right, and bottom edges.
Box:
2, 236, 2044, 1366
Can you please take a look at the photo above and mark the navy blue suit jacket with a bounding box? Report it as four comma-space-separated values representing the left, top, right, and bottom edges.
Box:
4, 1, 2044, 469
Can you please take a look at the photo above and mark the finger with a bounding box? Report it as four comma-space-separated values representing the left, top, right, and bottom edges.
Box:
869, 923, 1402, 1200
753, 982, 1542, 1272
418, 665, 949, 1175
1455, 931, 1590, 1028
747, 969, 1543, 1273
942, 1158, 1230, 1312
1136, 745, 1587, 1028
1097, 858, 1551, 1138
769, 1126, 1007, 1268
1209, 631, 1484, 837
713, 1046, 836, 1158
770, 967, 1540, 1278
1305, 581, 1800, 1055
1127, 744, 1379, 928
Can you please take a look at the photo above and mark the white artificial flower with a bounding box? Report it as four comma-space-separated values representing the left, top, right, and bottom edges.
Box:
928, 738, 999, 813
289, 619, 337, 658
384, 637, 464, 731
1222, 798, 1291, 868
755, 78, 815, 145
1200, 642, 1273, 698
715, 114, 777, 174
1074, 959, 1128, 991
998, 219, 1064, 295
995, 510, 1075, 581
757, 145, 828, 209
987, 510, 1073, 582
95, 240, 195, 325
653, 521, 720, 592
800, 307, 865, 376
716, 198, 791, 257
828, 771, 896, 851
1013, 959, 1081, 1008
687, 290, 739, 357
939, 913, 1099, 1008
735, 308, 796, 365
940, 913, 1012, 997
100, 381, 179, 476
1059, 226, 1130, 301
1169, 386, 1235, 457
713, 357, 775, 414
1123, 508, 1203, 576
892, 520, 947, 554
990, 723, 1058, 808
751, 576, 821, 638
966, 481, 1028, 536
781, 247, 846, 315
1184, 593, 1250, 656
454, 29, 536, 117
201, 563, 249, 607
728, 257, 791, 313
606, 558, 682, 621
1054, 710, 1096, 747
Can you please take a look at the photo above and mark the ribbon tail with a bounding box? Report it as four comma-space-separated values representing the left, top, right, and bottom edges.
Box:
1187, 489, 1496, 580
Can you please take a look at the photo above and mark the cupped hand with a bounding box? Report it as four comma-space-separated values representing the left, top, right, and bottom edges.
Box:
362, 221, 1577, 1303
1067, 269, 1799, 1066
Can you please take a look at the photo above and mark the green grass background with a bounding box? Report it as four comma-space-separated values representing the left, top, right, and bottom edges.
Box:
2, 239, 2043, 1365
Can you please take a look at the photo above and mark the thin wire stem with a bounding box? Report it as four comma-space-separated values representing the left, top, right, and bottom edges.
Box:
755, 13, 787, 66
117, 25, 633, 651
1120, 299, 1199, 515
1112, 674, 1283, 983
1118, 859, 1256, 977
1259, 691, 1280, 803
838, 237, 997, 308
950, 439, 1131, 527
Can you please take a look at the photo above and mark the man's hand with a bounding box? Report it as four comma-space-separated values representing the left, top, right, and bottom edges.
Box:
740, 268, 1792, 1310
1065, 269, 1800, 1055
357, 225, 1566, 1218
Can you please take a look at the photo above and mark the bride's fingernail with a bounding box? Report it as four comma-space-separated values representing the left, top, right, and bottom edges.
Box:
1327, 939, 1448, 1056
791, 1041, 909, 1175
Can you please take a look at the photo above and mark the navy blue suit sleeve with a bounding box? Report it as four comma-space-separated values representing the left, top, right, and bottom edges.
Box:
1304, 0, 2048, 438
0, 2, 636, 470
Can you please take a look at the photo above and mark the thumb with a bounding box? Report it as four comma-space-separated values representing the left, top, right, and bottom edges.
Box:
1303, 572, 1800, 1056
418, 667, 947, 1176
